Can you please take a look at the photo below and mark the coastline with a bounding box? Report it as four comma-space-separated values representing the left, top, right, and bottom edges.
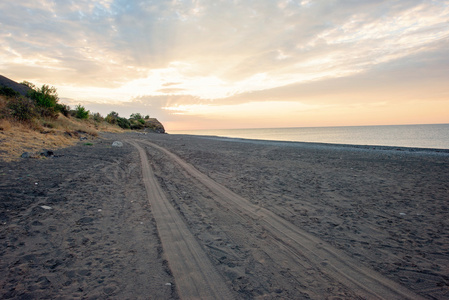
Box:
177, 133, 449, 154
1, 132, 448, 298
170, 123, 449, 150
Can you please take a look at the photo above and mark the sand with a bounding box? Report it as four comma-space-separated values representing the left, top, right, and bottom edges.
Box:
1, 132, 448, 299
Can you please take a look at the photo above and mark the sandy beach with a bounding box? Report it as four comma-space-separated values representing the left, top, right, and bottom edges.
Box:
1, 132, 448, 299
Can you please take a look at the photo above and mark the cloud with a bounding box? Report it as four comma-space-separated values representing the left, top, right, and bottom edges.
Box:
1, 0, 448, 129
157, 88, 186, 94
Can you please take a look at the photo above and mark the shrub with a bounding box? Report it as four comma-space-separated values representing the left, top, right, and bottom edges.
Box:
56, 103, 71, 117
105, 111, 119, 124
75, 104, 89, 119
117, 117, 130, 129
7, 96, 37, 121
0, 86, 19, 97
92, 112, 103, 122
38, 106, 59, 120
20, 81, 35, 89
27, 84, 59, 108
130, 113, 143, 120
130, 119, 144, 130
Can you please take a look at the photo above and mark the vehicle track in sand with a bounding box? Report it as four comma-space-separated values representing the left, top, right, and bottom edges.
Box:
129, 141, 234, 300
137, 139, 425, 300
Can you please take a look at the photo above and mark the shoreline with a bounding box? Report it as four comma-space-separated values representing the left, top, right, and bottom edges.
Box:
168, 123, 449, 150
169, 133, 449, 155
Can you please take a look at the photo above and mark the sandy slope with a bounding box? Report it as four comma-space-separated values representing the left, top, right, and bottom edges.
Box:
1, 132, 448, 299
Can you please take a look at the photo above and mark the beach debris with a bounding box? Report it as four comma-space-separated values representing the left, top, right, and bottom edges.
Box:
112, 141, 123, 147
40, 205, 52, 210
165, 283, 172, 286
21, 150, 54, 158
399, 212, 406, 216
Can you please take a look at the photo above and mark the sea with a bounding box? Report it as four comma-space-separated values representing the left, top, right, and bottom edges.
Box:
170, 124, 449, 150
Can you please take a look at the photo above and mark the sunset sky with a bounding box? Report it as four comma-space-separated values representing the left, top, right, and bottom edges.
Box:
1, 1, 448, 131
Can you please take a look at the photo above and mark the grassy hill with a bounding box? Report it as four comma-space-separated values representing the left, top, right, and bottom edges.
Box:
0, 75, 164, 161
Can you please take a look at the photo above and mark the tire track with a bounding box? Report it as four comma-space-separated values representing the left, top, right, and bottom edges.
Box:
128, 141, 234, 300
139, 139, 425, 300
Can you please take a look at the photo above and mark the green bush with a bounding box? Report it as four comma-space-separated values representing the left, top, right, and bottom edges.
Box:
105, 111, 119, 124
130, 113, 146, 126
75, 104, 89, 119
27, 84, 59, 108
0, 86, 19, 97
7, 96, 37, 121
117, 117, 130, 129
130, 113, 143, 120
130, 119, 144, 130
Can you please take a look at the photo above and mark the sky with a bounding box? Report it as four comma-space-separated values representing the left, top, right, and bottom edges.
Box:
1, 0, 448, 131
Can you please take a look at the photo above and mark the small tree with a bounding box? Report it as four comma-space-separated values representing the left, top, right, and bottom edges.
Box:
75, 104, 89, 119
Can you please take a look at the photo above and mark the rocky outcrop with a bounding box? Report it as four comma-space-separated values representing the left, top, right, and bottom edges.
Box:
144, 118, 165, 133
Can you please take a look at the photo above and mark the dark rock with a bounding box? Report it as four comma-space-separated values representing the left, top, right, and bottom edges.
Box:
77, 217, 94, 225
40, 150, 54, 157
21, 152, 32, 158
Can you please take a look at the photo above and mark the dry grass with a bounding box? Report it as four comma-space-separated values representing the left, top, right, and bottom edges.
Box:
0, 94, 126, 161
0, 120, 77, 161
0, 114, 124, 162
0, 119, 12, 131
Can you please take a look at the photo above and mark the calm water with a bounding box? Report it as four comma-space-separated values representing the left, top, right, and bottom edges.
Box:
170, 124, 449, 149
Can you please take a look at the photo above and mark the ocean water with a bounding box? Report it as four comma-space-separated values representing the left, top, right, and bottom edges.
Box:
170, 124, 449, 149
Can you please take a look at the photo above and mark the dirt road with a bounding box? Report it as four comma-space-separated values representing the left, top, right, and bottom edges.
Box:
130, 140, 233, 299
130, 138, 425, 299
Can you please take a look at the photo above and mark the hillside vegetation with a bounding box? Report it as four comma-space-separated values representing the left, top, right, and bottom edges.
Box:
0, 76, 164, 161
